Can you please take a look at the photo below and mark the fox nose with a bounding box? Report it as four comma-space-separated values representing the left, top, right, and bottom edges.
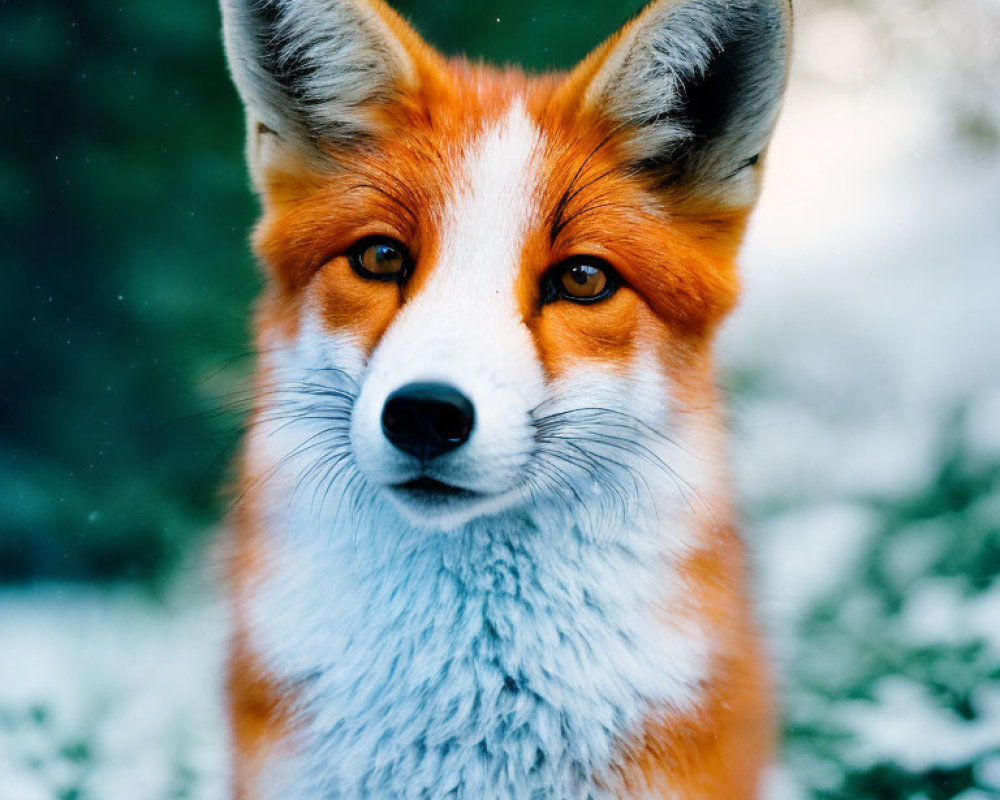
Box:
381, 382, 475, 461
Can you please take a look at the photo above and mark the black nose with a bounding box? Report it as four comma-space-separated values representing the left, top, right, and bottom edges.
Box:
381, 382, 475, 461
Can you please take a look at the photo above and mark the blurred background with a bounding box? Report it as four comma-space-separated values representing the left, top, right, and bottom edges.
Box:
0, 0, 997, 798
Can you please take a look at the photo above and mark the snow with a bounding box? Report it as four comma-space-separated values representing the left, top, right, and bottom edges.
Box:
965, 385, 1000, 462
0, 585, 228, 800
762, 765, 807, 800
976, 756, 1000, 792
899, 578, 1000, 658
754, 502, 877, 630
729, 0, 1000, 795
838, 678, 1000, 773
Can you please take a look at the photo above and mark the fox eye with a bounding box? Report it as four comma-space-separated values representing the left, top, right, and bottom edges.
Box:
543, 257, 618, 304
348, 236, 411, 282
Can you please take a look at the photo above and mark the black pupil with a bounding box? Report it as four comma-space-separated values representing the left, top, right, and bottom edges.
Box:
374, 244, 399, 269
569, 264, 598, 285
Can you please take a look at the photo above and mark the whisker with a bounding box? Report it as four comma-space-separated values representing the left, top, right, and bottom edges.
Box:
224, 364, 361, 521
549, 131, 619, 242
527, 399, 716, 536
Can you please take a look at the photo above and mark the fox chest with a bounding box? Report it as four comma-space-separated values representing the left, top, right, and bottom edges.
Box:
244, 526, 706, 800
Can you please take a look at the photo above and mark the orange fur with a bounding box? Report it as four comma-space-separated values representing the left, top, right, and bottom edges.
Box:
608, 528, 774, 799
226, 506, 294, 800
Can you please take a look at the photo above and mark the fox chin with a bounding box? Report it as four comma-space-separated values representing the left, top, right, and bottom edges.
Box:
219, 1, 792, 798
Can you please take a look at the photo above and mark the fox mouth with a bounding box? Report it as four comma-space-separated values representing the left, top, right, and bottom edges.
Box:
381, 472, 526, 530
391, 476, 480, 502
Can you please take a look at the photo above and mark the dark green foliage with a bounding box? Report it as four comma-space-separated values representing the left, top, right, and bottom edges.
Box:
390, 0, 647, 72
1, 2, 257, 581
831, 764, 976, 800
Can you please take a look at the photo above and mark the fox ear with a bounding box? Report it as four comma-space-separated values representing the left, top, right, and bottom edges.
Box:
578, 0, 792, 207
220, 0, 422, 183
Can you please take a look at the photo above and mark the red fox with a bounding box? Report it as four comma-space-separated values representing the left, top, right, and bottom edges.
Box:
219, 0, 791, 797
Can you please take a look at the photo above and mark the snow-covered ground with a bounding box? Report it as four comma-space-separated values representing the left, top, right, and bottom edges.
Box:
1, 1, 997, 798
0, 584, 228, 800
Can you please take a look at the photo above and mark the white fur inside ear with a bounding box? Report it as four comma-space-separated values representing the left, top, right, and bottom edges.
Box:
586, 0, 790, 203
588, 3, 717, 157
221, 0, 416, 165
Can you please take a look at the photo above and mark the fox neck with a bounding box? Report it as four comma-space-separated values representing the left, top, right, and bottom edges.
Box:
239, 467, 716, 799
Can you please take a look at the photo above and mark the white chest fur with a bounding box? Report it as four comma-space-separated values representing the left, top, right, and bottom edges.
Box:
246, 504, 707, 800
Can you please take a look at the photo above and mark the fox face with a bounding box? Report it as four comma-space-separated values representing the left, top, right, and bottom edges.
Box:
222, 1, 790, 798
227, 0, 789, 541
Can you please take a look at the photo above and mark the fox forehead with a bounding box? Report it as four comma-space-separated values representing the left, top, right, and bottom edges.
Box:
418, 101, 542, 309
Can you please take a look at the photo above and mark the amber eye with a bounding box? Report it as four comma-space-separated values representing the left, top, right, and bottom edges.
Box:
543, 257, 618, 304
347, 236, 411, 282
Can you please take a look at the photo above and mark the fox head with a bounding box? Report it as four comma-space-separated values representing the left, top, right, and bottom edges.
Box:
223, 0, 791, 541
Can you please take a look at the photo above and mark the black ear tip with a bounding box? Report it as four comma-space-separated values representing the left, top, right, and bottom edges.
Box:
679, 5, 786, 140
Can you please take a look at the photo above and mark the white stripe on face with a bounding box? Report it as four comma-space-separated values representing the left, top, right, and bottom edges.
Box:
430, 99, 543, 312
350, 102, 548, 521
